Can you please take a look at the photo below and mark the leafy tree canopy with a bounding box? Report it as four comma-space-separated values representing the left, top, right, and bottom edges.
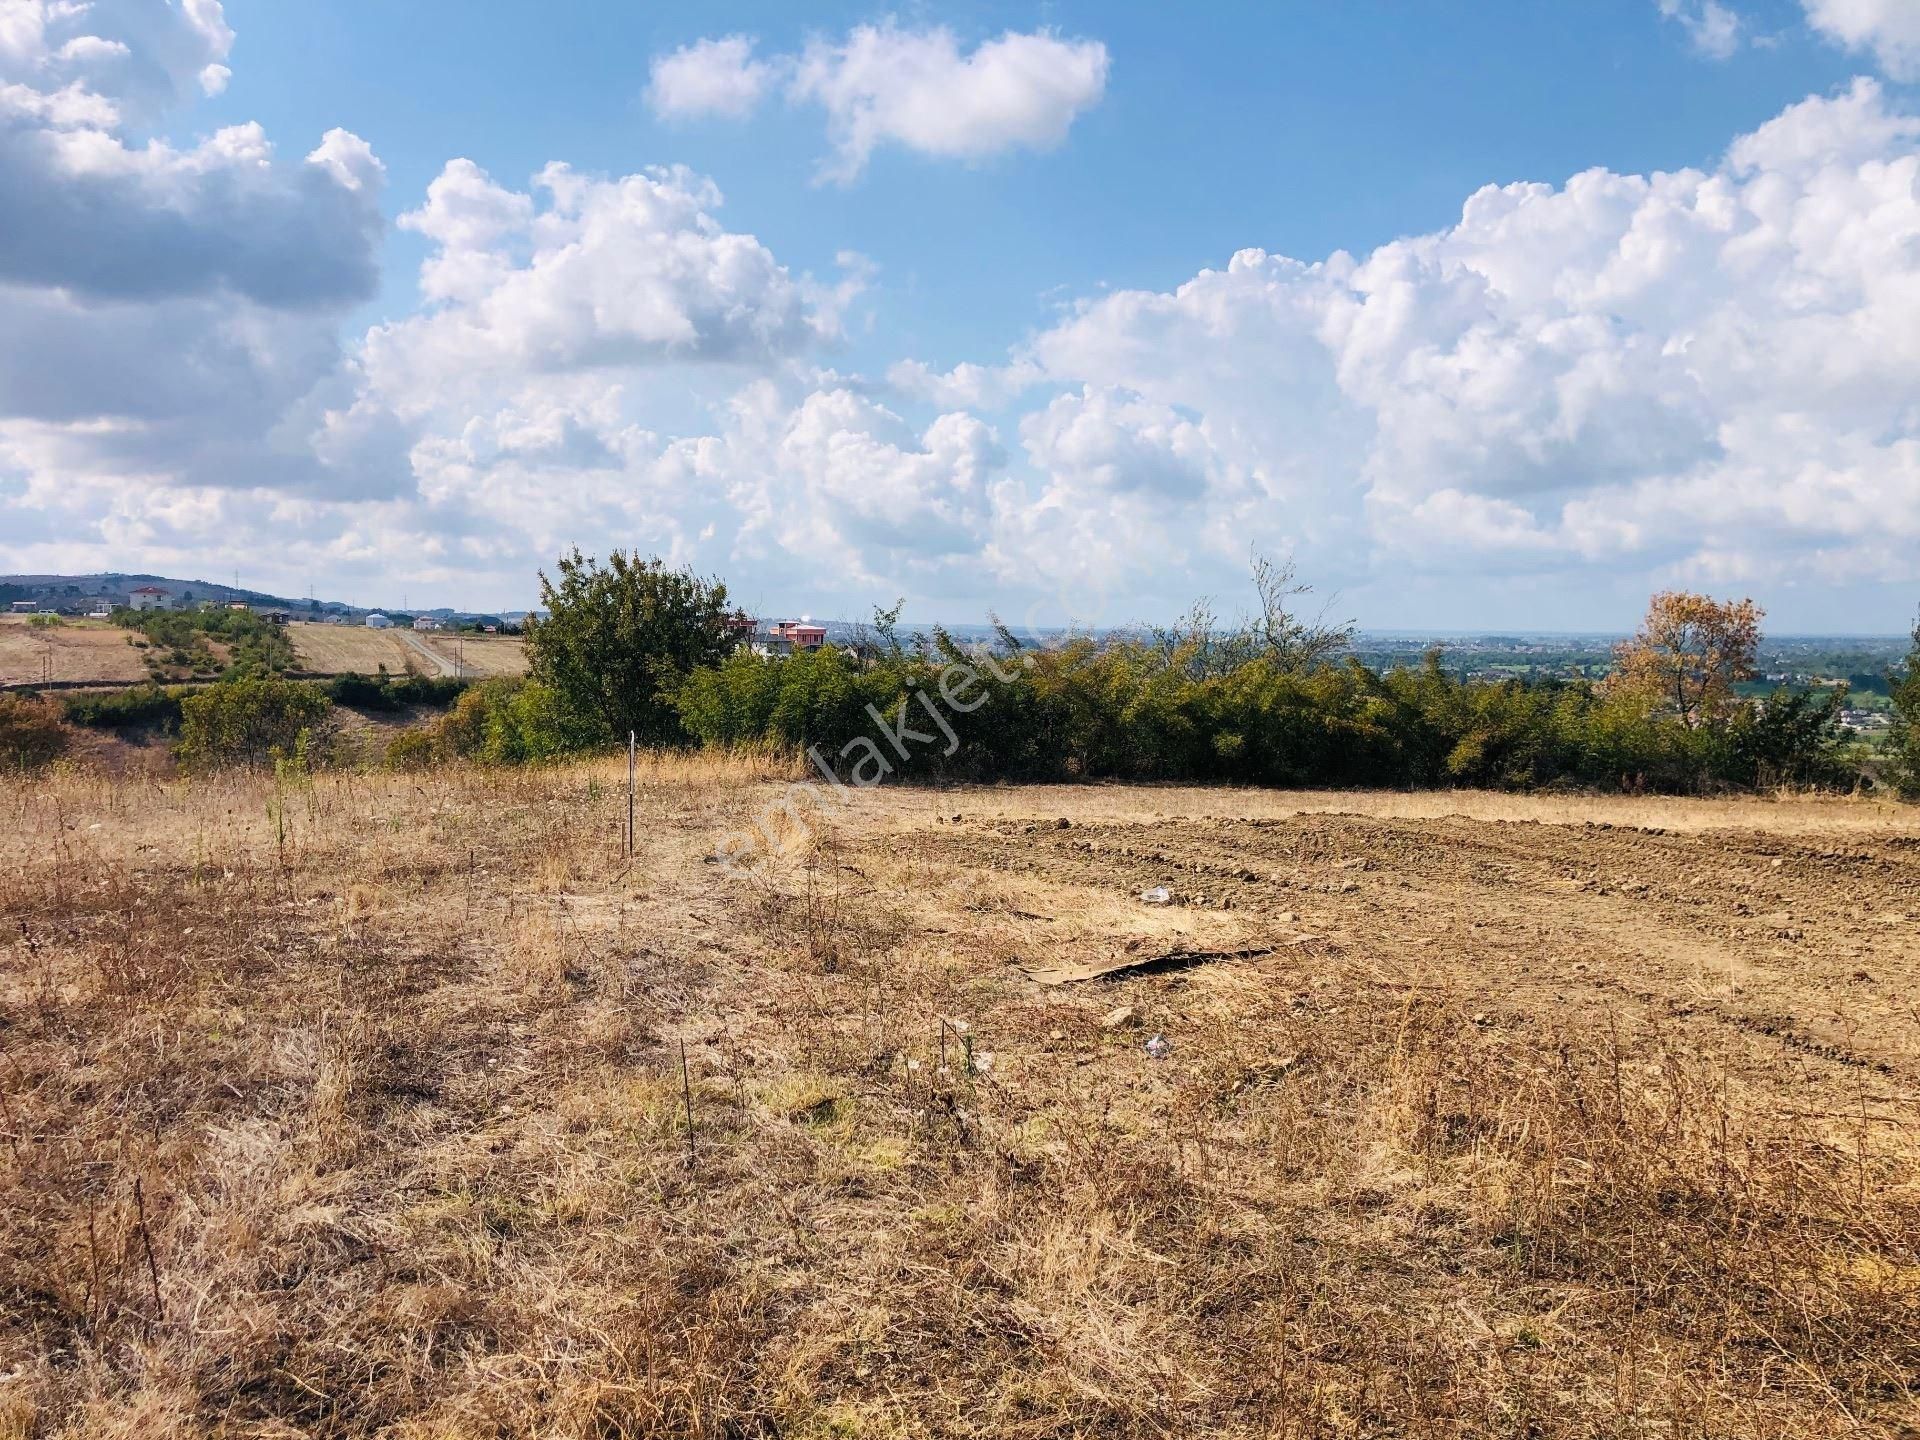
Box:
523, 549, 736, 747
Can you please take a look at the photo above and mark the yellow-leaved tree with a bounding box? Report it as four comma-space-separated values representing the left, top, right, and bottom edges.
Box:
1608, 591, 1762, 730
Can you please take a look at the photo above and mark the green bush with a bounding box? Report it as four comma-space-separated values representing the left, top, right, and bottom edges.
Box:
327, 670, 392, 709
1889, 614, 1920, 800
0, 695, 71, 770
674, 635, 1856, 796
387, 673, 466, 708
177, 678, 330, 769
64, 684, 188, 731
433, 679, 589, 765
1724, 689, 1853, 790
525, 549, 736, 747
328, 669, 466, 711
384, 729, 440, 771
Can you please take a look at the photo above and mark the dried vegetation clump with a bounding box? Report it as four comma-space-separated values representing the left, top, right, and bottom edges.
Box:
3, 761, 1918, 1437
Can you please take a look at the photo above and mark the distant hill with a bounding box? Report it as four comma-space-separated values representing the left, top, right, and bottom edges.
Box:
0, 572, 346, 613
0, 573, 534, 625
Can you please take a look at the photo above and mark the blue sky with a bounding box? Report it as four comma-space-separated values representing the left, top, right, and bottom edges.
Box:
4, 0, 1920, 630
215, 1, 1856, 361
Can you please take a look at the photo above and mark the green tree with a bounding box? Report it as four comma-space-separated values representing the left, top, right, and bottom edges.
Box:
1889, 610, 1920, 800
523, 549, 735, 747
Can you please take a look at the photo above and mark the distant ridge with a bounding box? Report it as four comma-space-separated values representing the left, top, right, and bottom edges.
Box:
0, 571, 330, 611
0, 573, 526, 621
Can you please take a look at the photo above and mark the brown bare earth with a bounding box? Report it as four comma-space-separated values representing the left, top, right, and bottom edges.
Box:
0, 616, 148, 687
4, 764, 1920, 1437
287, 622, 528, 679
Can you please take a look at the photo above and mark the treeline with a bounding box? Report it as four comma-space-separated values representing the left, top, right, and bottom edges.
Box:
675, 639, 1861, 793
14, 549, 1920, 799
61, 669, 467, 735
411, 553, 1911, 797
386, 555, 1920, 797
43, 668, 472, 771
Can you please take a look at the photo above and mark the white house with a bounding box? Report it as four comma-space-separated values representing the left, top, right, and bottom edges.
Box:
128, 586, 172, 611
412, 616, 442, 631
365, 613, 393, 629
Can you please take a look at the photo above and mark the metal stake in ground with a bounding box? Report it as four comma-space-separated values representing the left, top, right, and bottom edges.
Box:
626, 731, 636, 859
679, 1038, 696, 1169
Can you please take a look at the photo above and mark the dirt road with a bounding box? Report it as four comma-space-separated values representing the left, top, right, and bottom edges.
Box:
397, 628, 459, 676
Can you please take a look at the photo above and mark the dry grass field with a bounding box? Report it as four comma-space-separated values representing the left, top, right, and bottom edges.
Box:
0, 617, 147, 688
288, 623, 528, 679
414, 630, 530, 678
5, 763, 1920, 1438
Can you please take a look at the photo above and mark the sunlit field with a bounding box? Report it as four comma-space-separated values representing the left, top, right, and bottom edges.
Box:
5, 759, 1919, 1437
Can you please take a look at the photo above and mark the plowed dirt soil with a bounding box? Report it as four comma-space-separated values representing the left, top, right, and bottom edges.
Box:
857, 789, 1919, 1120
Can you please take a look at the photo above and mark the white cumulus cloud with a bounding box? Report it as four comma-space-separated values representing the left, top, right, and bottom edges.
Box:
937, 77, 1920, 609
791, 23, 1109, 182
1802, 0, 1920, 79
644, 22, 1108, 182
0, 0, 389, 549
646, 35, 776, 121
1657, 0, 1745, 59
0, 0, 382, 305
13, 8, 1920, 624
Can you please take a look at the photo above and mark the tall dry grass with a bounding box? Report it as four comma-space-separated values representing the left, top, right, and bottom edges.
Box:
1, 756, 1916, 1437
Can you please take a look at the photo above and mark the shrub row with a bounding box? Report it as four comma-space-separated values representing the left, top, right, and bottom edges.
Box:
678, 640, 1859, 793
26, 634, 1897, 797
64, 684, 189, 731
327, 669, 467, 711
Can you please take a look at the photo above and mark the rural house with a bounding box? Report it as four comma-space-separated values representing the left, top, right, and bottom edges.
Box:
768, 620, 827, 650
